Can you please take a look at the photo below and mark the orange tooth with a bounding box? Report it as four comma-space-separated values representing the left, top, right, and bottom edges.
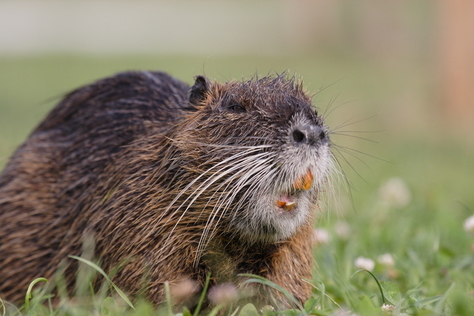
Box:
276, 200, 286, 208
283, 201, 295, 211
293, 169, 313, 191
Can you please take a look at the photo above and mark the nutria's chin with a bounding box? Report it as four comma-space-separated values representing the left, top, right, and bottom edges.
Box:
0, 71, 331, 308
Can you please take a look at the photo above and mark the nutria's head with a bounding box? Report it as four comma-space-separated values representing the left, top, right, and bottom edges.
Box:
169, 75, 331, 245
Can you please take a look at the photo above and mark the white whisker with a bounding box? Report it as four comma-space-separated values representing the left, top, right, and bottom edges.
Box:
157, 148, 275, 251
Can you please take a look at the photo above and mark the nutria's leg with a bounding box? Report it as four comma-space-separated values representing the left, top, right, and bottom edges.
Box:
207, 223, 314, 308
229, 222, 314, 309
262, 222, 314, 307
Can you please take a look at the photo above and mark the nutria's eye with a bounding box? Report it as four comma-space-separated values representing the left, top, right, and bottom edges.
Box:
227, 103, 246, 113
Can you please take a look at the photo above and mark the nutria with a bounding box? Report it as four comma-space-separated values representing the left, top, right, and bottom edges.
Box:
0, 71, 331, 308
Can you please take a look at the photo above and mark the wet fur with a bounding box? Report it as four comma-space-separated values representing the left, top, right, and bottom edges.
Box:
0, 71, 330, 307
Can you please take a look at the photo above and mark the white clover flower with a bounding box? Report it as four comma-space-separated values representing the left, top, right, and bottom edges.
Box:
377, 253, 395, 267
169, 278, 200, 302
381, 303, 395, 312
463, 215, 474, 235
333, 308, 359, 316
207, 283, 239, 306
354, 256, 375, 272
334, 221, 351, 240
379, 177, 411, 208
313, 228, 330, 245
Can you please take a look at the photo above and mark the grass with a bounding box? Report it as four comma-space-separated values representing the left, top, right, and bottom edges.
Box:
0, 54, 473, 315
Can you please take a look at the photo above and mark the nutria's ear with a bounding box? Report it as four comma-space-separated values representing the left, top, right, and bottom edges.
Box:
189, 75, 211, 105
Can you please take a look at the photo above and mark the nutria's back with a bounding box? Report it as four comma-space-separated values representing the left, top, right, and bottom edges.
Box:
0, 71, 331, 308
0, 71, 190, 300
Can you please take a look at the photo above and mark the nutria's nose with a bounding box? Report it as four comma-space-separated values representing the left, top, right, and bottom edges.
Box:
291, 124, 326, 146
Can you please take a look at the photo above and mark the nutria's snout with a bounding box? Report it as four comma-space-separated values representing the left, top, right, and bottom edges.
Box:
228, 105, 331, 244
291, 123, 328, 146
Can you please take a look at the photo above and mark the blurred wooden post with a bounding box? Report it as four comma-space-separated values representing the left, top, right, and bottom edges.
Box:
438, 0, 474, 125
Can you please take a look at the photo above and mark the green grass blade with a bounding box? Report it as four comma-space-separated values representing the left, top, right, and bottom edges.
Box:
24, 277, 48, 312
193, 272, 211, 316
239, 273, 305, 312
433, 282, 456, 314
164, 281, 173, 316
351, 269, 386, 305
68, 255, 135, 310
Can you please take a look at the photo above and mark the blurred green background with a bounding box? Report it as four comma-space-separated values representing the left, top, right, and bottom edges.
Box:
1, 0, 473, 207
0, 1, 473, 310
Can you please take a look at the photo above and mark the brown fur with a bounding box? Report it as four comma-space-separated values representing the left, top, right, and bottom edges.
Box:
0, 71, 330, 308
